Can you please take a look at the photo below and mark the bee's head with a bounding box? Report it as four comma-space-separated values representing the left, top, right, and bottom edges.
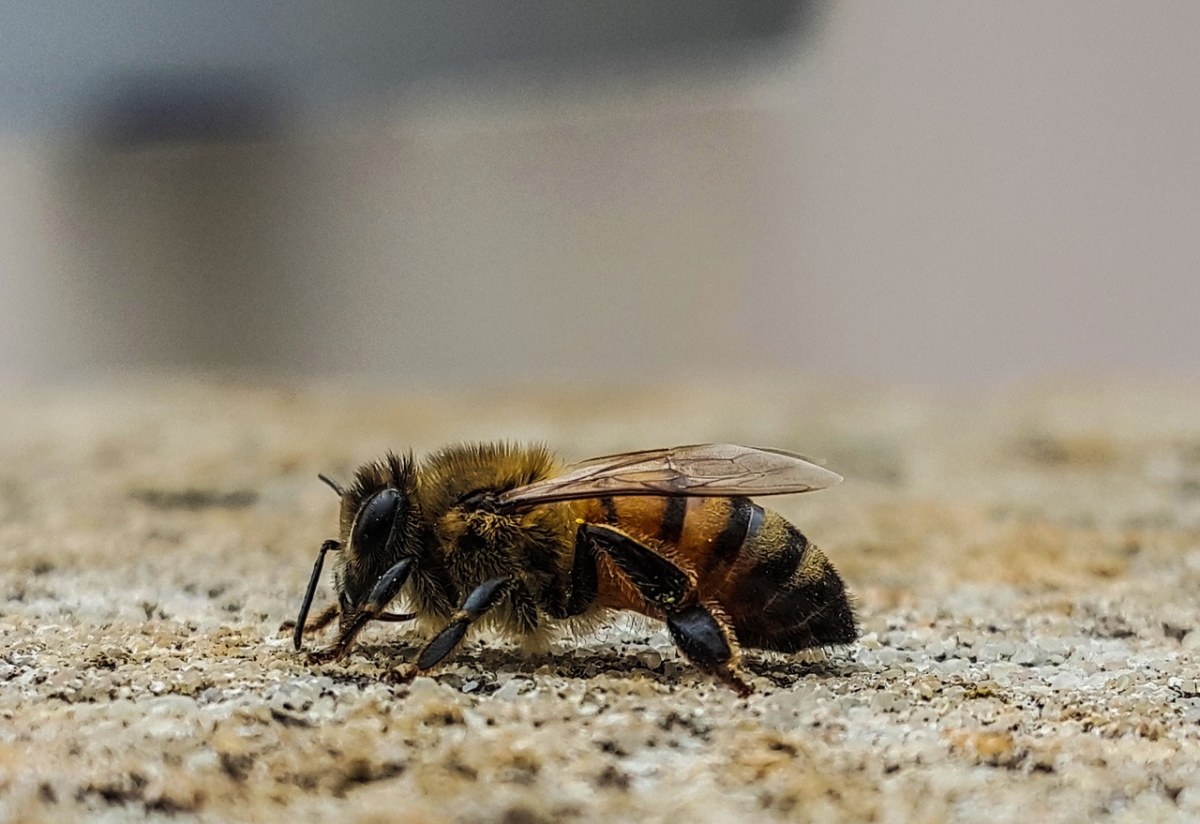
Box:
332, 452, 422, 618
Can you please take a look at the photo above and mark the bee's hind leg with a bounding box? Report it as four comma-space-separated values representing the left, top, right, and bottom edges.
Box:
663, 602, 751, 697
582, 524, 751, 697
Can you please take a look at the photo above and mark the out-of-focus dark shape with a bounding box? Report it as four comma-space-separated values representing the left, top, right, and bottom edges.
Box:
88, 72, 284, 146
1, 1, 824, 142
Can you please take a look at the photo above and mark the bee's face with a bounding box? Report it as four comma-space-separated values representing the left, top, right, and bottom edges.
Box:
334, 454, 421, 616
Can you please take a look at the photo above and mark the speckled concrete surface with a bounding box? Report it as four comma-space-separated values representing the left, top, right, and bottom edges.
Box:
3, 378, 1200, 823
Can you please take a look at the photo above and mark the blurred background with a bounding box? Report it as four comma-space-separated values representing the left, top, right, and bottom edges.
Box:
1, 2, 1198, 388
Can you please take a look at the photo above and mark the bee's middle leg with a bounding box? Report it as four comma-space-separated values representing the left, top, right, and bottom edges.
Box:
407, 576, 512, 673
544, 524, 600, 619
582, 524, 751, 696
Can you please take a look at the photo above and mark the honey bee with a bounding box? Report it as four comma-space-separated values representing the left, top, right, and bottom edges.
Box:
285, 443, 856, 695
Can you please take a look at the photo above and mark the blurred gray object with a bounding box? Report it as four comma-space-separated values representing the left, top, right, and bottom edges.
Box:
3, 4, 1199, 388
2, 1, 820, 141
0, 1, 829, 384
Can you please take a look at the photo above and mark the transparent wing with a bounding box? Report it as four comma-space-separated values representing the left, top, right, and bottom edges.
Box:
496, 443, 841, 509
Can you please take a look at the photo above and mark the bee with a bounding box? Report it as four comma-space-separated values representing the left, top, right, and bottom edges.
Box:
285, 443, 856, 695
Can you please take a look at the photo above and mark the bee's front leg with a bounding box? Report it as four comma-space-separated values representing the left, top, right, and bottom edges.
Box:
307, 557, 416, 665
287, 538, 342, 650
279, 602, 340, 638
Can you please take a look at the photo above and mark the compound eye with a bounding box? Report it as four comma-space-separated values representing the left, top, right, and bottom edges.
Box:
352, 488, 402, 555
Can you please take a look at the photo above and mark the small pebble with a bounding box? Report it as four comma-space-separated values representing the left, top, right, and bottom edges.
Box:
493, 678, 530, 701
636, 650, 662, 671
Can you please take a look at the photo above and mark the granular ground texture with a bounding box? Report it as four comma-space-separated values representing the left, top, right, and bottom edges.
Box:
2, 379, 1199, 823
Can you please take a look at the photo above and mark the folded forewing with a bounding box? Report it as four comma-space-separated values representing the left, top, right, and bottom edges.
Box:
496, 443, 841, 509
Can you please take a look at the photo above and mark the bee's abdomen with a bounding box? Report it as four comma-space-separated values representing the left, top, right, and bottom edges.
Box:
581, 494, 764, 599
574, 495, 749, 611
719, 514, 857, 652
576, 495, 857, 652
583, 495, 761, 566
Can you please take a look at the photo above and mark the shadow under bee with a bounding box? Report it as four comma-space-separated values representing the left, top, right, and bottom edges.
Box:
308, 637, 855, 694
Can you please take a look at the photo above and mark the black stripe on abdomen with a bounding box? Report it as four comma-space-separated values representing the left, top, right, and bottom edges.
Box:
660, 495, 687, 544
598, 496, 618, 523
706, 496, 763, 577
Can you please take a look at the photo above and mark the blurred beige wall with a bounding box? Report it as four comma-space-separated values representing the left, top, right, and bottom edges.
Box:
2, 3, 1198, 386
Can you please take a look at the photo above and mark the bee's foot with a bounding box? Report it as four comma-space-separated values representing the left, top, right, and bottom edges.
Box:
720, 669, 754, 698
306, 646, 347, 666
384, 664, 419, 686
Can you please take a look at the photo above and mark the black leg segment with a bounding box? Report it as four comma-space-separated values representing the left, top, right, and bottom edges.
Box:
293, 539, 341, 650
305, 557, 414, 662
280, 601, 339, 643
375, 611, 418, 622
415, 576, 511, 671
547, 524, 601, 619
667, 605, 733, 670
416, 621, 470, 670
566, 525, 600, 615
581, 524, 689, 608
461, 575, 510, 615
365, 557, 414, 613
582, 524, 750, 695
